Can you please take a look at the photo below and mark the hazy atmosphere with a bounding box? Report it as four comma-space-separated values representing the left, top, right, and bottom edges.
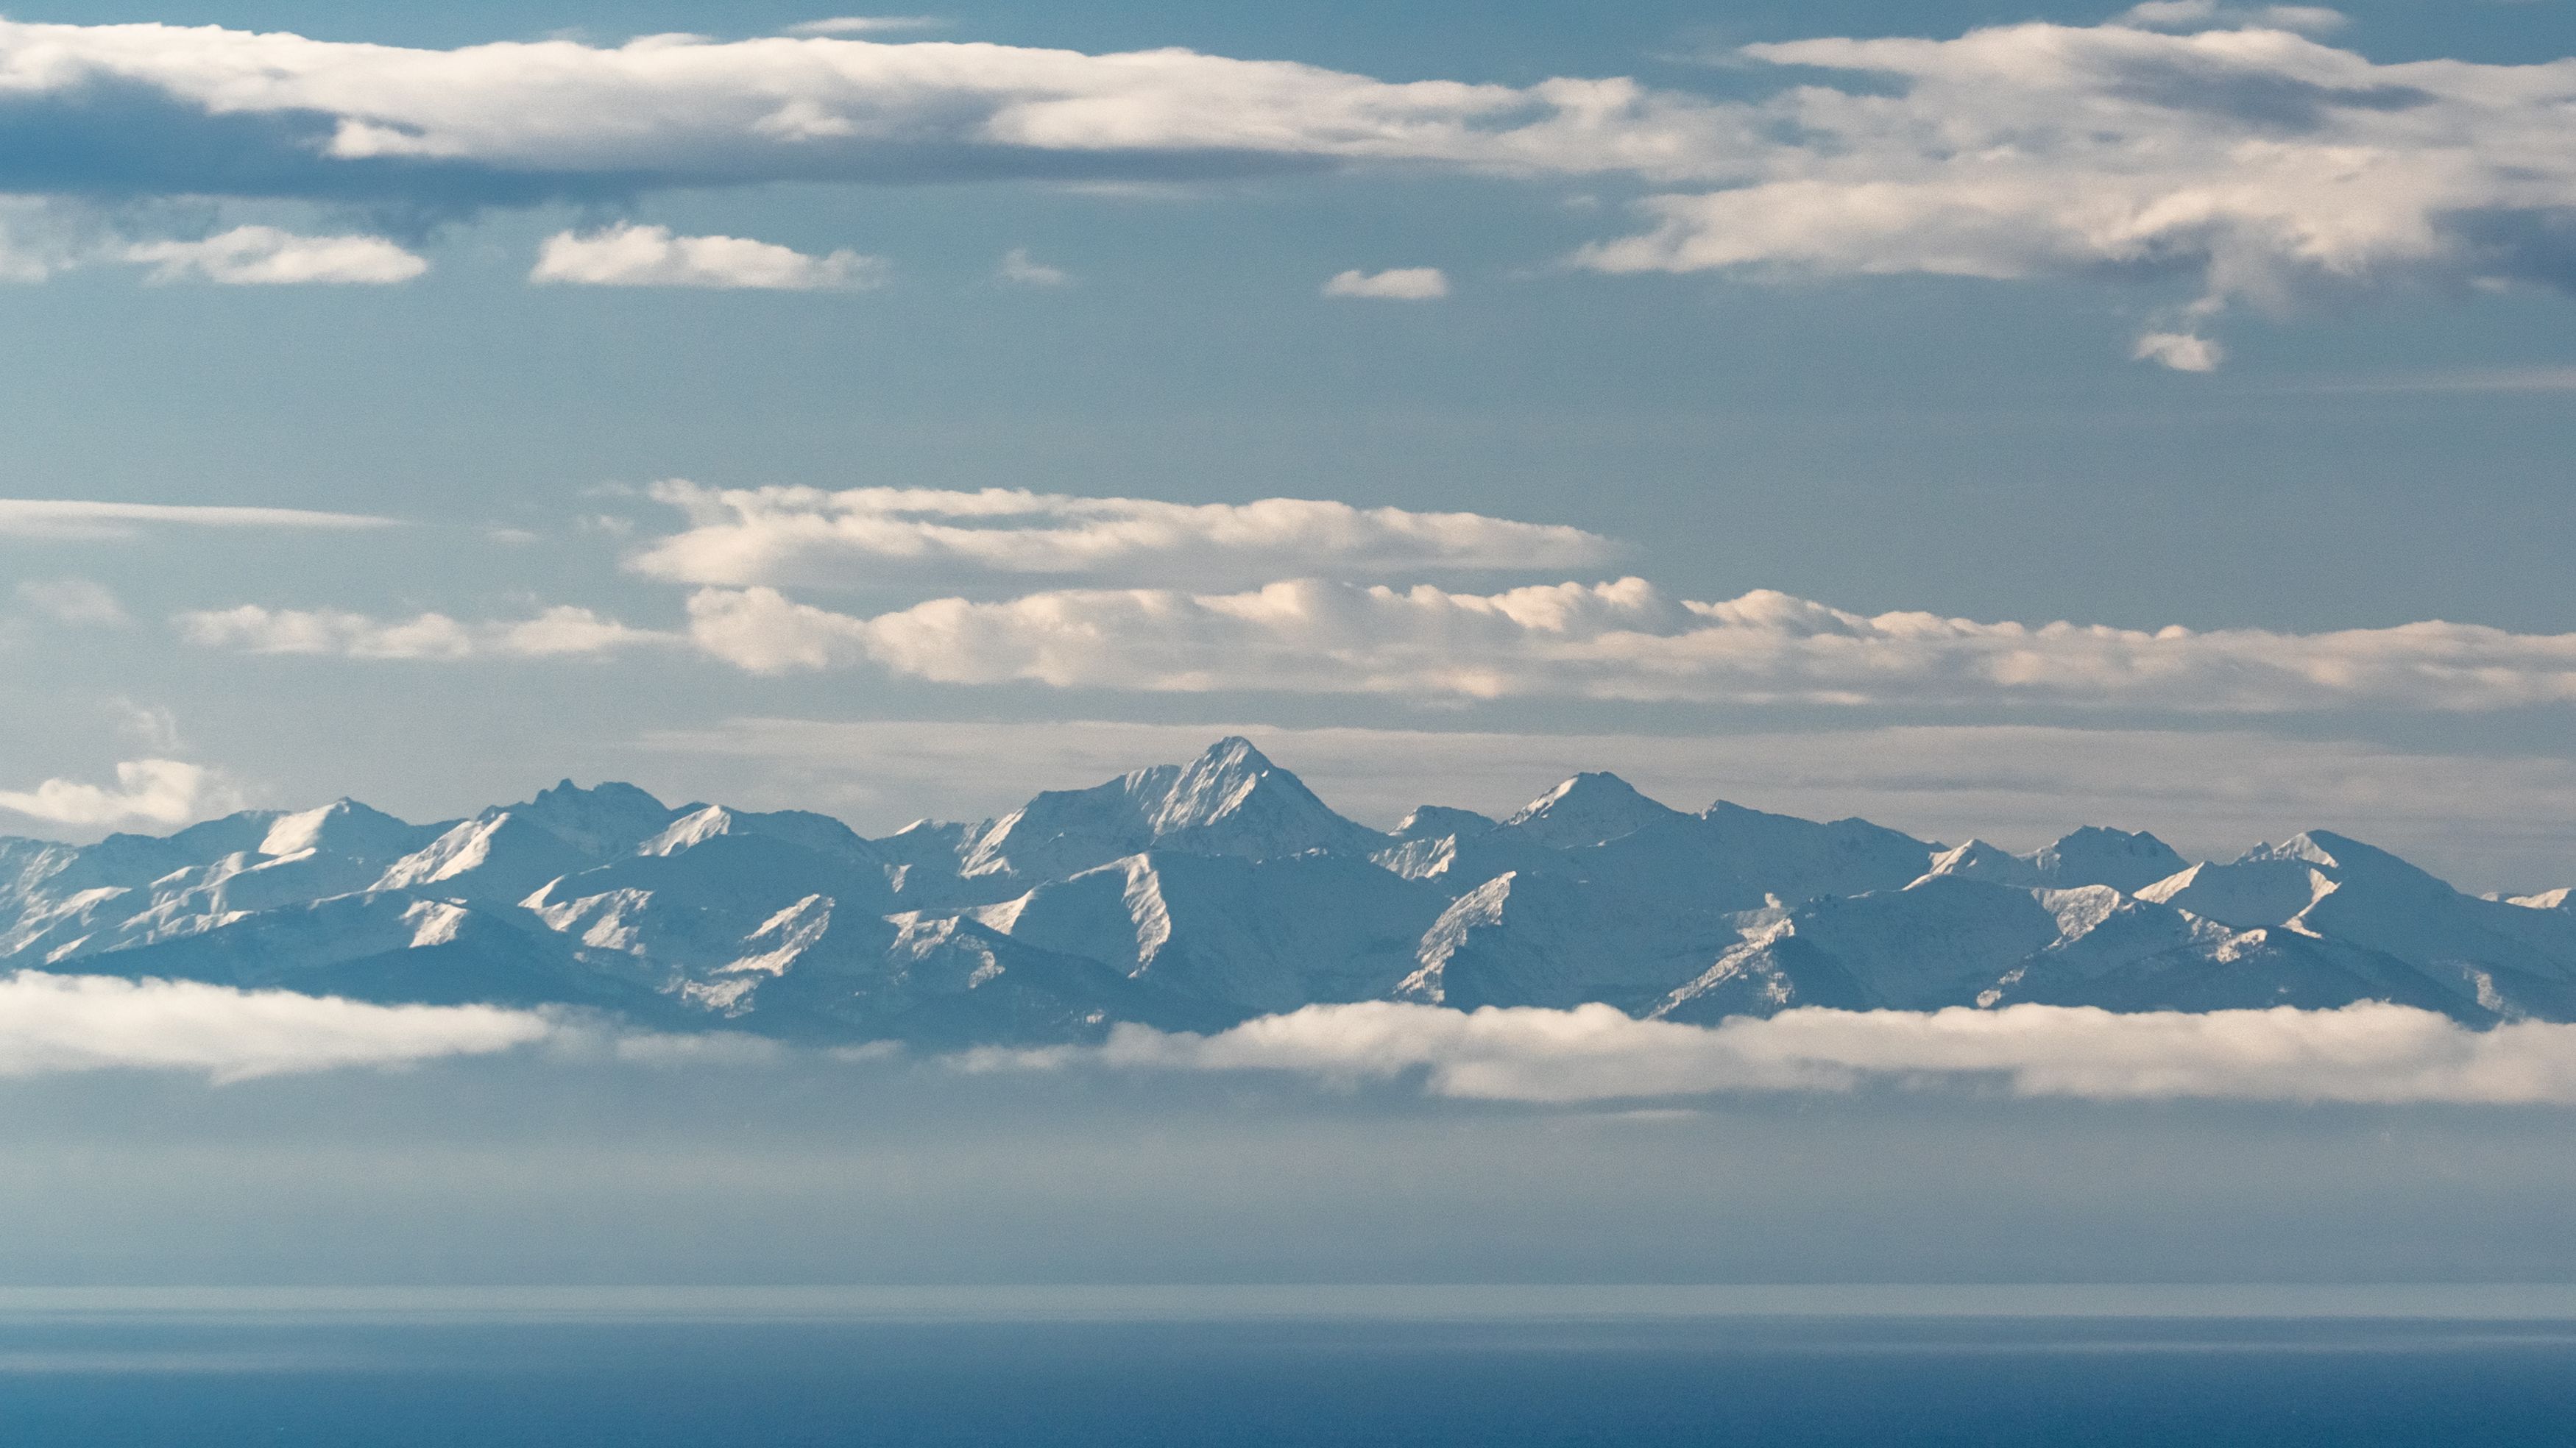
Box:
4, 0, 2576, 1339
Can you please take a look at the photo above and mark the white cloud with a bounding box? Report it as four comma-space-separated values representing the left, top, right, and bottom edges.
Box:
0, 499, 392, 539
174, 604, 668, 661
0, 759, 239, 828
1323, 267, 1448, 300
531, 224, 887, 289
124, 226, 428, 285
674, 577, 2576, 713
997, 246, 1069, 286
629, 481, 1619, 586
785, 16, 945, 36
0, 971, 552, 1082
683, 586, 868, 672
974, 999, 2576, 1107
2134, 331, 2225, 372
13, 578, 127, 626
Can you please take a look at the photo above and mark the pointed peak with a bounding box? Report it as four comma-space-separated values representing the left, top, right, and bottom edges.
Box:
1510, 771, 1648, 817
1503, 772, 1679, 848
1195, 735, 1273, 770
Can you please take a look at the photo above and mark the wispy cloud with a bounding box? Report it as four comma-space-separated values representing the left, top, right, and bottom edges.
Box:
174, 604, 668, 661
2115, 2, 2349, 36
783, 15, 946, 36
997, 246, 1070, 287
1323, 267, 1449, 300
2133, 331, 2223, 373
0, 500, 394, 539
531, 224, 888, 290
0, 972, 552, 1082
626, 483, 1619, 586
124, 227, 428, 285
975, 999, 2576, 1106
0, 759, 240, 828
13, 578, 127, 626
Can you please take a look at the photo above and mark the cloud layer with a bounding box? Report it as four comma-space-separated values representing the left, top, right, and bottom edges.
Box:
0, 759, 237, 828
531, 224, 886, 289
672, 577, 2576, 711
626, 482, 1618, 585
0, 971, 552, 1082
0, 16, 2558, 353
981, 999, 2576, 1106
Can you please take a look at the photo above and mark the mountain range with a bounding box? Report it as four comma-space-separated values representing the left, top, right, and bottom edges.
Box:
6, 737, 2574, 1044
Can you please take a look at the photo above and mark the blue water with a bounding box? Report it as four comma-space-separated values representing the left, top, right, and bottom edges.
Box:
10, 1293, 2576, 1446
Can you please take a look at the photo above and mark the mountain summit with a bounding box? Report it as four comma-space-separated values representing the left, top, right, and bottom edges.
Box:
5, 741, 2572, 1043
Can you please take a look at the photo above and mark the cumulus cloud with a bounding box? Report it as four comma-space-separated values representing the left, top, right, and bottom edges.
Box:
124, 226, 428, 284
0, 759, 239, 828
627, 481, 1619, 586
974, 999, 2576, 1107
673, 577, 2576, 711
0, 499, 392, 539
0, 972, 552, 1082
1323, 267, 1449, 299
13, 577, 127, 626
531, 224, 887, 290
174, 604, 668, 661
997, 246, 1069, 286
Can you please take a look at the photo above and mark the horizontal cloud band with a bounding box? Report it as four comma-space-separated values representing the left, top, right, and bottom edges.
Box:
677, 578, 2576, 711
972, 999, 2576, 1106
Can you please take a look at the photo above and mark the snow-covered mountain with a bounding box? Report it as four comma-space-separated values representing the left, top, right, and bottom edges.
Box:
6, 737, 2573, 1043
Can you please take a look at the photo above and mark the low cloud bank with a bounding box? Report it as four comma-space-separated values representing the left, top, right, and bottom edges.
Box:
8, 973, 2576, 1104
0, 972, 552, 1082
973, 1001, 2576, 1106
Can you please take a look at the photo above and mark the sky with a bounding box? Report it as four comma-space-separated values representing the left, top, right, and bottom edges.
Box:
0, 0, 2573, 890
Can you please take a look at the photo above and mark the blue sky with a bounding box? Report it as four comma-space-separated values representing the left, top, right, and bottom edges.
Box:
2, 0, 2574, 887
